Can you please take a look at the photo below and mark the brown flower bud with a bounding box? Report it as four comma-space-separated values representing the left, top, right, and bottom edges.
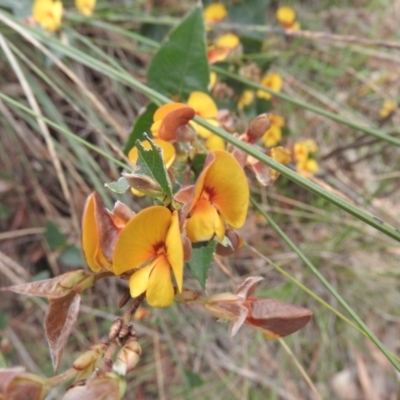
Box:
247, 114, 271, 143
109, 318, 123, 341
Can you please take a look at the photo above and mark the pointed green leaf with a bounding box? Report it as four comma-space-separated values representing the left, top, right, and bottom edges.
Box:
184, 369, 204, 388
147, 7, 209, 100
187, 241, 216, 289
134, 136, 173, 199
45, 221, 67, 251
105, 176, 130, 194
124, 103, 157, 155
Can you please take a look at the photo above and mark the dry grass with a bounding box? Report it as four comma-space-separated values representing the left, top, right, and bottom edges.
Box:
1, 1, 400, 399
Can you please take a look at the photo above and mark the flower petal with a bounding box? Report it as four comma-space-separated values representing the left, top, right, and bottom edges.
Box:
206, 134, 225, 151
81, 193, 100, 272
187, 92, 218, 119
159, 106, 195, 141
204, 150, 249, 229
113, 206, 171, 275
165, 211, 184, 292
146, 256, 175, 307
186, 198, 225, 242
129, 262, 154, 298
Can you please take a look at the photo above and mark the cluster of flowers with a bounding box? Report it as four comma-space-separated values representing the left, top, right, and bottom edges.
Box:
82, 101, 252, 308
32, 0, 96, 32
81, 99, 313, 342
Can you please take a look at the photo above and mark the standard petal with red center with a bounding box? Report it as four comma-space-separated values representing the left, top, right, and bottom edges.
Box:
113, 206, 171, 275
202, 150, 249, 229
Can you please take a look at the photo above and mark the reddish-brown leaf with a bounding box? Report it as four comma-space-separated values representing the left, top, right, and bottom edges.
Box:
45, 292, 81, 371
2, 275, 70, 299
245, 298, 313, 338
6, 372, 47, 400
0, 367, 25, 394
62, 374, 123, 400
2, 270, 93, 299
235, 276, 264, 299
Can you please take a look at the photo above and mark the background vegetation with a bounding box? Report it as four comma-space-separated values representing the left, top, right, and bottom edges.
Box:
1, 0, 400, 398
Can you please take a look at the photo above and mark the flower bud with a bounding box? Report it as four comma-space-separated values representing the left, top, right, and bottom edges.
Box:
122, 173, 163, 197
58, 270, 95, 293
112, 337, 142, 376
73, 343, 108, 371
247, 114, 271, 143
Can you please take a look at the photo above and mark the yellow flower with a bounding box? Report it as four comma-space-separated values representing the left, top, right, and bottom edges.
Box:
303, 138, 318, 153
203, 3, 227, 23
276, 6, 300, 30
261, 114, 284, 147
75, 0, 96, 16
209, 72, 218, 90
82, 192, 133, 273
276, 6, 296, 26
296, 158, 319, 176
32, 0, 63, 32
238, 90, 254, 110
269, 146, 291, 181
261, 124, 281, 147
380, 100, 396, 118
293, 141, 309, 162
113, 206, 184, 307
185, 150, 249, 242
215, 33, 240, 49
257, 73, 283, 100
187, 91, 220, 139
206, 134, 225, 151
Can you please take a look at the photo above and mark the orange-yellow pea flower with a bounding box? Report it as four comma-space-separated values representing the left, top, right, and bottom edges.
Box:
215, 33, 240, 49
261, 115, 285, 147
209, 72, 218, 91
261, 124, 282, 147
33, 0, 63, 32
257, 73, 283, 100
187, 91, 219, 139
276, 6, 300, 30
238, 90, 255, 111
151, 103, 195, 141
303, 138, 318, 153
82, 192, 133, 273
380, 100, 396, 118
203, 3, 227, 23
113, 206, 183, 307
293, 141, 309, 162
296, 158, 318, 176
185, 150, 249, 242
75, 0, 96, 16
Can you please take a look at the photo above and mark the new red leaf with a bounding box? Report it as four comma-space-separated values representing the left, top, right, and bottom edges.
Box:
45, 292, 81, 372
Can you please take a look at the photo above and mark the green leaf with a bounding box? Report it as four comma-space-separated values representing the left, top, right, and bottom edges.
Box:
59, 245, 85, 267
105, 176, 130, 194
134, 136, 173, 199
227, 0, 270, 39
184, 369, 204, 388
191, 153, 207, 178
147, 7, 209, 100
45, 221, 67, 251
124, 103, 157, 155
187, 241, 216, 289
